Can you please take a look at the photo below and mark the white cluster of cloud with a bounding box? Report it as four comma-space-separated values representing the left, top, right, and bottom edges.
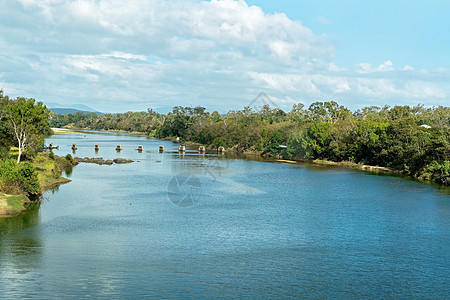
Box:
0, 0, 448, 112
356, 61, 394, 73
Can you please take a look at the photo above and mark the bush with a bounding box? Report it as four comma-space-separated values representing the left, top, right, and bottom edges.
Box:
49, 151, 55, 160
0, 159, 18, 181
264, 132, 283, 157
420, 161, 450, 184
17, 162, 41, 196
0, 159, 41, 196
420, 161, 450, 185
0, 159, 20, 194
65, 153, 74, 163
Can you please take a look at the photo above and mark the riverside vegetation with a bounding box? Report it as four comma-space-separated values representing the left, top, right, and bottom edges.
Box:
1, 88, 449, 215
0, 91, 76, 215
51, 102, 449, 185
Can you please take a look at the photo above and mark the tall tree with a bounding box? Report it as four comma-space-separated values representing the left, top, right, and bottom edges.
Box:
0, 96, 50, 163
0, 91, 14, 157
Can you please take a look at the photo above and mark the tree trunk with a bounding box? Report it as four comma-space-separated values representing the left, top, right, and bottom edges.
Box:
15, 133, 26, 163
17, 146, 22, 163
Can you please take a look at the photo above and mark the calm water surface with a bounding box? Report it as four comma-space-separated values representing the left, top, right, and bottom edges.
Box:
1, 131, 449, 298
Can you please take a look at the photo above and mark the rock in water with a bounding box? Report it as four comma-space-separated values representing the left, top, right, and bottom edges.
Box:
113, 158, 134, 164
74, 157, 130, 165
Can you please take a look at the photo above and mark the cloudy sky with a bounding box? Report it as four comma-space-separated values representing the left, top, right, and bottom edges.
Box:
1, 0, 449, 113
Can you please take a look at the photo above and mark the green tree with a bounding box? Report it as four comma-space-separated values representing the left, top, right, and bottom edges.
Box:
0, 117, 13, 158
264, 132, 283, 156
0, 91, 14, 157
0, 159, 41, 196
307, 121, 331, 158
1, 96, 50, 163
256, 128, 268, 151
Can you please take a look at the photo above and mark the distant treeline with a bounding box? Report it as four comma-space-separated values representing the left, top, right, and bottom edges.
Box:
50, 101, 450, 185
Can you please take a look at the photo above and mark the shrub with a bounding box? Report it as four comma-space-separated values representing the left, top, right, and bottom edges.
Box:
420, 161, 450, 185
0, 159, 41, 196
65, 153, 74, 163
49, 151, 55, 160
0, 159, 18, 181
17, 162, 41, 196
0, 159, 20, 194
264, 132, 283, 157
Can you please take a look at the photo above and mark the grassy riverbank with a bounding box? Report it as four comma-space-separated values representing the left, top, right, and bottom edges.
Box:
0, 194, 28, 216
0, 152, 75, 216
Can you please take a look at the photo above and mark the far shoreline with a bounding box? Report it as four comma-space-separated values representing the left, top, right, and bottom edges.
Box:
50, 127, 450, 191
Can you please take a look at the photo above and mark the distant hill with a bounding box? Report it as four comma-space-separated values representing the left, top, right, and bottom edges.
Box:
45, 101, 63, 108
50, 107, 102, 115
70, 104, 100, 113
45, 102, 101, 114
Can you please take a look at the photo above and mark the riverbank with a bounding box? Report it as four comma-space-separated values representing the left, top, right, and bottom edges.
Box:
181, 141, 405, 177
51, 128, 79, 134
0, 153, 76, 216
49, 128, 446, 187
62, 125, 147, 135
0, 194, 29, 216
311, 159, 400, 174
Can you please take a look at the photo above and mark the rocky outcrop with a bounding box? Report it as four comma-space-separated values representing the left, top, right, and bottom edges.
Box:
113, 158, 134, 164
74, 157, 133, 165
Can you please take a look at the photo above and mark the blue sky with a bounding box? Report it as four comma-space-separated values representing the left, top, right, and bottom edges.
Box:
248, 0, 450, 69
0, 0, 449, 113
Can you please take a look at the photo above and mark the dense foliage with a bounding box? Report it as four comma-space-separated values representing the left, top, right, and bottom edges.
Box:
0, 90, 51, 162
50, 101, 450, 185
0, 90, 51, 197
0, 159, 41, 196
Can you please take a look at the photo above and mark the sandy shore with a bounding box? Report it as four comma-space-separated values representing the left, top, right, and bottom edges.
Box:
51, 128, 69, 133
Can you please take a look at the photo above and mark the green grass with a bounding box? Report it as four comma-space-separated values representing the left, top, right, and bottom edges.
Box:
32, 153, 72, 190
6, 195, 27, 212
1, 152, 74, 216
2, 152, 72, 196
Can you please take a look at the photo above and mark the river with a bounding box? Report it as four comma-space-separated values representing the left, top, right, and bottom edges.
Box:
1, 130, 449, 298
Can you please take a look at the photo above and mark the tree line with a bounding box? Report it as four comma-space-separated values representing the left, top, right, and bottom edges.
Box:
50, 101, 450, 185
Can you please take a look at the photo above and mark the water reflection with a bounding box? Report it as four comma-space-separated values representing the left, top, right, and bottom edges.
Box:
47, 185, 61, 194
63, 165, 73, 177
0, 204, 40, 236
0, 205, 42, 291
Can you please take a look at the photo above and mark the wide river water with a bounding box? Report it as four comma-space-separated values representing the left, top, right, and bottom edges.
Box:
1, 131, 449, 298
